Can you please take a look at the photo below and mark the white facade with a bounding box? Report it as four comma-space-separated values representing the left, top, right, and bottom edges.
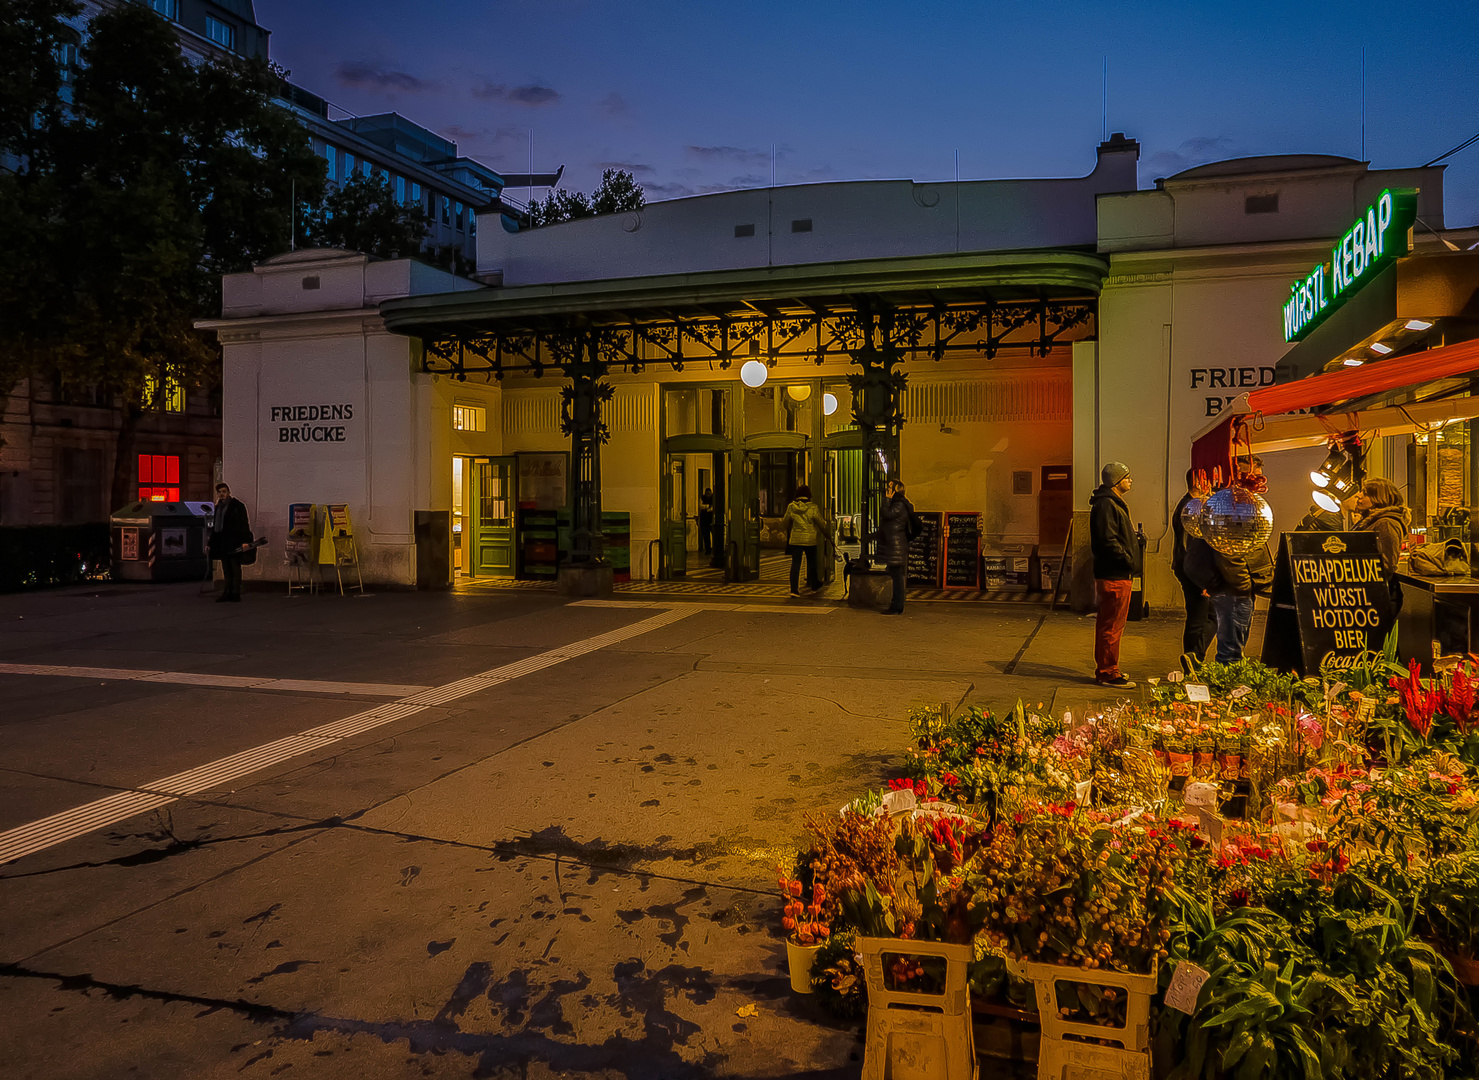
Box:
202, 250, 484, 585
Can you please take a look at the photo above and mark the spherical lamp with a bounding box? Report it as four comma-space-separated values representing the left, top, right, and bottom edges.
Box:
1198, 487, 1274, 557
786, 384, 812, 401
822, 392, 838, 416
740, 360, 768, 388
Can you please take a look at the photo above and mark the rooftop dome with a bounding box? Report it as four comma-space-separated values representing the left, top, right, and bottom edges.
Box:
1166, 154, 1363, 181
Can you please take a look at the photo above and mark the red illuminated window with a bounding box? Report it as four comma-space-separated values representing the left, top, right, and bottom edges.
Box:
138, 454, 180, 502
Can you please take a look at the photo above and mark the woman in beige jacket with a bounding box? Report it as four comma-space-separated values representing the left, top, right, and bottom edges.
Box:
782, 485, 830, 595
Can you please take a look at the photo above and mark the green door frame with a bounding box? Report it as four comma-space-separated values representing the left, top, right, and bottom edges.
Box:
470, 455, 517, 577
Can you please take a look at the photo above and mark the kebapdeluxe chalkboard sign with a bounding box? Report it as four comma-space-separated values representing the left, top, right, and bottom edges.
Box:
1260, 532, 1394, 675
906, 512, 942, 587
944, 512, 982, 589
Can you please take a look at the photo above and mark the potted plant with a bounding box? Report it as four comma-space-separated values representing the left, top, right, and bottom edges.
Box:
778, 868, 831, 993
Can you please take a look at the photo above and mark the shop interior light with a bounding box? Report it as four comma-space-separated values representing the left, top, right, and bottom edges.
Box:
740, 360, 768, 388
786, 384, 812, 401
1343, 358, 1364, 366
1369, 341, 1393, 355
1405, 319, 1434, 331
822, 392, 838, 416
1312, 488, 1343, 514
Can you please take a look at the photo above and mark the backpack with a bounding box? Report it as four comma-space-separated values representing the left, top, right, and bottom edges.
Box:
1182, 538, 1221, 593
1409, 538, 1468, 577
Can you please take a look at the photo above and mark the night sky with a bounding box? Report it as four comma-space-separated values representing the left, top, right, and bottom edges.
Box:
258, 0, 1479, 228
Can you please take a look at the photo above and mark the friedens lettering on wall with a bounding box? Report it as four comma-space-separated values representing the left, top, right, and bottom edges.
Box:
269, 404, 355, 443
1191, 366, 1278, 417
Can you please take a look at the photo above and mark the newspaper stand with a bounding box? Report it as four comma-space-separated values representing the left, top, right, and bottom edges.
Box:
319, 504, 365, 595
858, 936, 976, 1080
285, 502, 321, 596
1006, 957, 1156, 1080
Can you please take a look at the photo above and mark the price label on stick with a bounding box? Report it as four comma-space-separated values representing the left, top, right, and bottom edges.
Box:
1230, 685, 1252, 700
1164, 962, 1211, 1015
1185, 683, 1211, 703
1184, 781, 1218, 809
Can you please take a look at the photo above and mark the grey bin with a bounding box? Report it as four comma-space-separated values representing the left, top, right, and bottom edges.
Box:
109, 501, 215, 582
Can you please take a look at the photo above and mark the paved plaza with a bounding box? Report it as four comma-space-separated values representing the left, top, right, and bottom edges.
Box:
0, 581, 1192, 1078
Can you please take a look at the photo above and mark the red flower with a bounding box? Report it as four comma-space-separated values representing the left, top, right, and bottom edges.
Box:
1392, 659, 1437, 738
1189, 834, 1208, 849
940, 772, 960, 787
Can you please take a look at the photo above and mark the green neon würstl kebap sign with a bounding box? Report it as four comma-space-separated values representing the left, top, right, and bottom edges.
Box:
1282, 188, 1416, 343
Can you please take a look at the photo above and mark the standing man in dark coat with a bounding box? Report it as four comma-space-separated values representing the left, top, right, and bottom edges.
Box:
1089, 462, 1139, 688
1172, 468, 1215, 661
209, 482, 253, 603
873, 479, 915, 615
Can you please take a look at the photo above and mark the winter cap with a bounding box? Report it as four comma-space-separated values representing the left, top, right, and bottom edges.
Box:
1101, 461, 1131, 486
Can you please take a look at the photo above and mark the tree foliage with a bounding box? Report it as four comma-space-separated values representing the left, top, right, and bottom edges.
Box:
301, 172, 429, 259
526, 168, 645, 227
0, 0, 324, 506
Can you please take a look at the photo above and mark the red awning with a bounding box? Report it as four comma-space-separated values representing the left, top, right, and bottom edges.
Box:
1191, 337, 1479, 481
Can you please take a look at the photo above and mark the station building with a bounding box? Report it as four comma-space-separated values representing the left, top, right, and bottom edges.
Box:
203, 137, 1475, 607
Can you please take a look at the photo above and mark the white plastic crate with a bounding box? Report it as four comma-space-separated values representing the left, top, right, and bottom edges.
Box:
1037, 1037, 1151, 1080
1006, 957, 1157, 1057
857, 937, 976, 1080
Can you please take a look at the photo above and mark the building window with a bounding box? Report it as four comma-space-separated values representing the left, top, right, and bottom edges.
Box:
411, 181, 421, 206
138, 454, 180, 503
58, 448, 105, 523
361, 158, 371, 178
205, 15, 235, 51
469, 209, 476, 237
441, 196, 451, 226
55, 39, 78, 83
394, 175, 405, 203
452, 404, 486, 432
343, 152, 354, 178
455, 201, 464, 231
323, 145, 337, 182
144, 370, 185, 413
149, 0, 178, 19
1245, 193, 1279, 214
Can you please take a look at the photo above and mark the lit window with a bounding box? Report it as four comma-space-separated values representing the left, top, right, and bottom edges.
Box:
411, 182, 421, 206
138, 454, 180, 502
469, 209, 476, 236
205, 15, 235, 50
144, 371, 185, 413
455, 201, 464, 231
343, 152, 355, 177
361, 159, 371, 177
394, 175, 405, 203
149, 0, 178, 19
452, 405, 486, 432
55, 40, 78, 83
442, 196, 450, 226
323, 145, 337, 181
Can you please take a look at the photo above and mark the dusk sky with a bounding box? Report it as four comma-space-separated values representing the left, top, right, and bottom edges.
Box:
258, 0, 1479, 228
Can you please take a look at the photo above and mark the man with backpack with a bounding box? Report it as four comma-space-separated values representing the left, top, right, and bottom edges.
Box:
1183, 526, 1273, 663
873, 479, 918, 615
1090, 462, 1139, 688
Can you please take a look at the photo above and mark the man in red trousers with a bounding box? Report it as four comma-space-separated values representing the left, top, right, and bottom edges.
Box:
1089, 461, 1139, 688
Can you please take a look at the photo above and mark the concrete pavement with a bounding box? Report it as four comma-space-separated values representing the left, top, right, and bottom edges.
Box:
0, 581, 1192, 1078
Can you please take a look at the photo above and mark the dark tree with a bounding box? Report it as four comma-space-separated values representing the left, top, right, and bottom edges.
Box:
527, 168, 645, 227
302, 172, 430, 258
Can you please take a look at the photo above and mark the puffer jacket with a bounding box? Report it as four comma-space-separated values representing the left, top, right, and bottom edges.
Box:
783, 498, 828, 547
874, 494, 914, 567
1089, 484, 1140, 581
1356, 504, 1412, 579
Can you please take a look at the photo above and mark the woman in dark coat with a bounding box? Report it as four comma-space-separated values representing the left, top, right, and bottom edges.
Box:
872, 480, 915, 615
1352, 477, 1411, 642
209, 482, 253, 602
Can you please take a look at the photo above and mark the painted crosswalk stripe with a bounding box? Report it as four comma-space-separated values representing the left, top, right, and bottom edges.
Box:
0, 608, 695, 866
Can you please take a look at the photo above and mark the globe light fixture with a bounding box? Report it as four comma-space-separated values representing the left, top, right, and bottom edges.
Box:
787, 384, 812, 401
822, 392, 838, 416
740, 360, 768, 388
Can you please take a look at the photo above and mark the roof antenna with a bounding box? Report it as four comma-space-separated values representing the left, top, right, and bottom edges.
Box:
1360, 46, 1367, 161
1101, 56, 1108, 143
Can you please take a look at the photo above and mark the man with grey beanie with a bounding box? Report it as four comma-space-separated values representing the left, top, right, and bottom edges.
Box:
1089, 461, 1139, 688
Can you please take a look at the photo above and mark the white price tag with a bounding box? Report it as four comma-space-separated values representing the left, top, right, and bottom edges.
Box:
1113, 806, 1146, 827
1167, 671, 1184, 683
1185, 683, 1211, 703
882, 788, 917, 815
1074, 779, 1092, 804
1356, 698, 1377, 725
1184, 781, 1218, 809
1164, 961, 1210, 1015
1229, 685, 1252, 700
1327, 681, 1348, 698
1195, 807, 1225, 849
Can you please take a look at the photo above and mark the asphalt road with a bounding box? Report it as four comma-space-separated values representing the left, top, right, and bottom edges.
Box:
0, 581, 1184, 1079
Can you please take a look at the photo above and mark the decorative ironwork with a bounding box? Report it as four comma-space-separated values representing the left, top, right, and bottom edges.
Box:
418, 298, 1095, 380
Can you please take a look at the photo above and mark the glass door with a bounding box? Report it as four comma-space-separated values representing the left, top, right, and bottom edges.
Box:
471, 456, 516, 576
660, 454, 688, 578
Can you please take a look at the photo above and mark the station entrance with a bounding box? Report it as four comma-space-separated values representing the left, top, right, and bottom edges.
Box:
657, 378, 860, 584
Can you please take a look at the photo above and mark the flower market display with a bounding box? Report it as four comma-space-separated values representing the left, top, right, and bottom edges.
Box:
781, 645, 1479, 1079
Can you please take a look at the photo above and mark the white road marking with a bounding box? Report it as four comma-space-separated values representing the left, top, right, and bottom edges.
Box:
0, 608, 695, 865
568, 599, 835, 615
0, 663, 431, 699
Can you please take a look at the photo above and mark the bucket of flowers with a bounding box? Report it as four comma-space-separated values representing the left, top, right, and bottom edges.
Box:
778, 866, 832, 993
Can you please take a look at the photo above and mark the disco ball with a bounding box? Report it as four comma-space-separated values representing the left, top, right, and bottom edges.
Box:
1198, 487, 1273, 557
1181, 498, 1204, 539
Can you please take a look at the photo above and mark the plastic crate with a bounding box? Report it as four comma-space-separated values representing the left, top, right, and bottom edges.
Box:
1037, 1037, 1151, 1080
857, 937, 976, 1080
1005, 958, 1157, 1053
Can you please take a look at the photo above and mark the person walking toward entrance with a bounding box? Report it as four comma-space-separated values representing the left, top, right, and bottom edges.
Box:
1172, 468, 1215, 660
209, 482, 253, 602
1090, 462, 1139, 688
783, 484, 829, 596
698, 488, 714, 555
874, 479, 916, 615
